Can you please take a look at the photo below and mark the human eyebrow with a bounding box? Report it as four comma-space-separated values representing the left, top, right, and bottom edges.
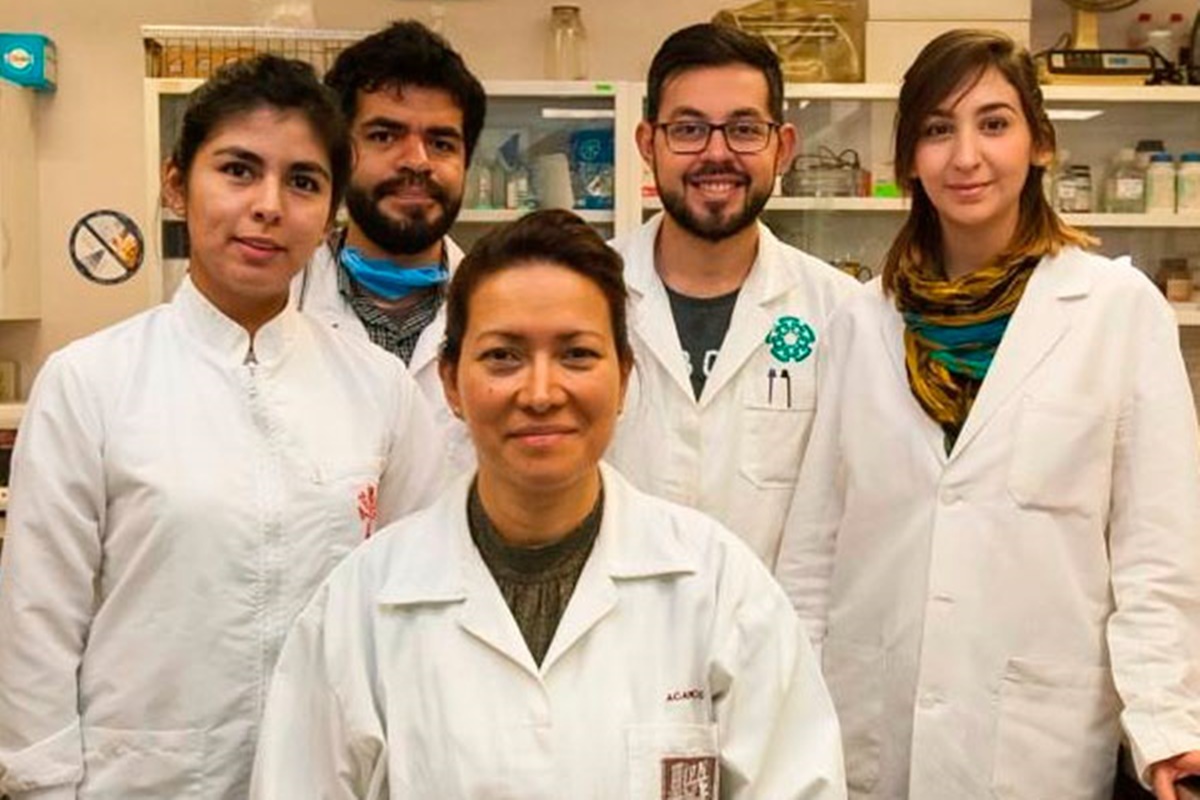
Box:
426, 126, 464, 141
211, 146, 265, 165
975, 102, 1019, 116
291, 160, 332, 182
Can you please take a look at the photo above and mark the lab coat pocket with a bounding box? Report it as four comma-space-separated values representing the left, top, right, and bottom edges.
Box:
319, 456, 386, 547
80, 726, 205, 799
627, 723, 720, 800
1007, 396, 1114, 515
821, 639, 883, 794
991, 658, 1120, 800
739, 405, 816, 490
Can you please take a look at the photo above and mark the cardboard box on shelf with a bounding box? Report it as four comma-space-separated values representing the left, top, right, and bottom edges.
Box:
865, 19, 1031, 81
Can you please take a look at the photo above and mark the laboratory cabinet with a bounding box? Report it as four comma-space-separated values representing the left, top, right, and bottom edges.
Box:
143, 78, 642, 304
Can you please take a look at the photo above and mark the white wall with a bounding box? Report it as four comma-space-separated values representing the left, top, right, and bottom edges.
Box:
2, 0, 1196, 394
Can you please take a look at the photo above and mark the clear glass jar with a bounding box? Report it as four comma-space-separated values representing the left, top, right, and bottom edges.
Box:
546, 5, 588, 80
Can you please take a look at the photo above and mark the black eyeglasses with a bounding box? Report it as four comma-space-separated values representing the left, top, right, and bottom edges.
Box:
654, 119, 781, 154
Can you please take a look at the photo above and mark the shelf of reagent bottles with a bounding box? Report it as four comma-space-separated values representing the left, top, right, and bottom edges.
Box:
458, 208, 615, 224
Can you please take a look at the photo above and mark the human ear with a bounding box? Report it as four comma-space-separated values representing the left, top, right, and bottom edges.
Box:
439, 357, 464, 420
161, 159, 187, 217
635, 120, 656, 166
775, 123, 798, 174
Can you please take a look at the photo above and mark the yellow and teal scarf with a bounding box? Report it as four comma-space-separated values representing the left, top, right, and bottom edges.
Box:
895, 256, 1037, 452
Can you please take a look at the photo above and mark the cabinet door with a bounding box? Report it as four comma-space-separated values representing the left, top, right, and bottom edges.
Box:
453, 80, 633, 249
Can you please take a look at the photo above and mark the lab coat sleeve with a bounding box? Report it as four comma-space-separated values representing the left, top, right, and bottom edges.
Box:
0, 353, 104, 798
712, 547, 847, 800
1105, 283, 1200, 779
774, 308, 848, 650
374, 363, 447, 527
251, 578, 386, 799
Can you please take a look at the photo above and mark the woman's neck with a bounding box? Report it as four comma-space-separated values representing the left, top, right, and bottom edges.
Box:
939, 213, 1019, 281
475, 468, 602, 547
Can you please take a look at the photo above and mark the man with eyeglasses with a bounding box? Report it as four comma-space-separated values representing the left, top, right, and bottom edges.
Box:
608, 22, 860, 569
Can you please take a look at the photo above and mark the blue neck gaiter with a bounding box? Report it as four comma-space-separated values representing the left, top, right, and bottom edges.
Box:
339, 245, 449, 301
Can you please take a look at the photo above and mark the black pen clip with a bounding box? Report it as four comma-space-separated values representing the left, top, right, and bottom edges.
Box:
767, 367, 777, 405
780, 368, 792, 409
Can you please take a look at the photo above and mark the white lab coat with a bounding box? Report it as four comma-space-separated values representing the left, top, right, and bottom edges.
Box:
0, 277, 446, 800
251, 463, 847, 800
775, 248, 1200, 799
608, 214, 860, 567
291, 238, 473, 473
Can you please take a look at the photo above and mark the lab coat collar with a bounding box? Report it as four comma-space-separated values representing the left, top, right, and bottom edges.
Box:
879, 249, 1094, 463
375, 464, 700, 674
172, 275, 299, 367
623, 214, 805, 406
948, 249, 1091, 460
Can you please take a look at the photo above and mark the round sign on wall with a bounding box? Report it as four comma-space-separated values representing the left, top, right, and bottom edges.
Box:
69, 210, 144, 285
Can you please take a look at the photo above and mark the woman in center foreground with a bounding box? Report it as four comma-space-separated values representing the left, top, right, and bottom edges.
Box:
250, 209, 846, 799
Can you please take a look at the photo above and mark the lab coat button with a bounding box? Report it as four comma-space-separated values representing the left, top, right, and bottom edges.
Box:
940, 488, 960, 505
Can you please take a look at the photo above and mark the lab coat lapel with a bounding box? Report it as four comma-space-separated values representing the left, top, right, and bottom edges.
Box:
404, 237, 462, 377
456, 552, 543, 679
699, 225, 783, 406
626, 216, 695, 400
377, 480, 542, 679
539, 465, 698, 673
878, 292, 949, 464
949, 253, 1088, 461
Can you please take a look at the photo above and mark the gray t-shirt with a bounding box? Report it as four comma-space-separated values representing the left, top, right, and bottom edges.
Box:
666, 285, 740, 400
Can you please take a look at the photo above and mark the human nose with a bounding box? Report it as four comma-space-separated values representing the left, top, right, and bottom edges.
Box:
393, 132, 432, 172
951, 129, 981, 169
703, 124, 734, 158
519, 354, 566, 412
251, 177, 283, 224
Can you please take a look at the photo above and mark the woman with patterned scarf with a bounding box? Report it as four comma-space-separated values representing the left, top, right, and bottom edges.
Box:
776, 29, 1200, 800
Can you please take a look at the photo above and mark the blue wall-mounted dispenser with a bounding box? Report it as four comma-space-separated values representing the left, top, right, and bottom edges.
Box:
0, 34, 56, 91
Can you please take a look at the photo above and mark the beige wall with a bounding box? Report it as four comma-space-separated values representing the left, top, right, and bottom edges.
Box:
0, 0, 1193, 395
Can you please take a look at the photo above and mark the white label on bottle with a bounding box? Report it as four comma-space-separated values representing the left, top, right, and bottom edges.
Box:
1115, 178, 1145, 200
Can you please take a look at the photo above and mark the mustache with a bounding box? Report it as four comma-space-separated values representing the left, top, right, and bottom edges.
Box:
372, 170, 450, 204
686, 162, 750, 182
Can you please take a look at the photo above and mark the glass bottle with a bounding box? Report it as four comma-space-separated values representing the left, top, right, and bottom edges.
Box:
546, 5, 588, 80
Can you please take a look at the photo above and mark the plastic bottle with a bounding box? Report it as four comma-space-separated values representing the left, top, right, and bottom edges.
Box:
1147, 22, 1175, 61
1128, 12, 1152, 50
1106, 147, 1146, 213
1178, 152, 1200, 212
1146, 152, 1177, 213
1053, 151, 1078, 212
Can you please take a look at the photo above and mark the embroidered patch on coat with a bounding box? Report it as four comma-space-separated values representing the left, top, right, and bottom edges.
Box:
661, 756, 718, 800
356, 483, 378, 539
765, 315, 816, 363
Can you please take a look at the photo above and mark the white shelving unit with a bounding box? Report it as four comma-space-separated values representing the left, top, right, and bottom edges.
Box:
145, 78, 643, 303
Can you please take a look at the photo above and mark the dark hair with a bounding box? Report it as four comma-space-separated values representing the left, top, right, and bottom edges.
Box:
171, 54, 351, 217
645, 23, 785, 122
882, 29, 1093, 291
325, 20, 487, 163
441, 209, 633, 369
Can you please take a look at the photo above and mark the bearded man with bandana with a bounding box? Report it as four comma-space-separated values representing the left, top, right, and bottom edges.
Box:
293, 20, 485, 472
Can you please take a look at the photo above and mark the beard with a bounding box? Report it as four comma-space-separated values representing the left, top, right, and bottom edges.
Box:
344, 169, 463, 256
656, 162, 771, 242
